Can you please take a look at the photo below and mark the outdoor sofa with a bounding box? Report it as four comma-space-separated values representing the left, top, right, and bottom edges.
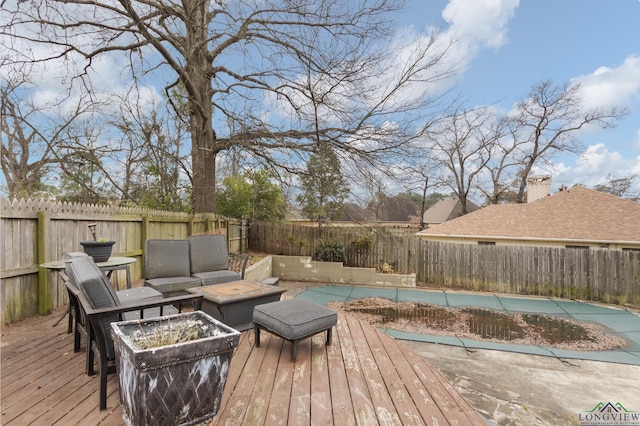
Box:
144, 235, 249, 297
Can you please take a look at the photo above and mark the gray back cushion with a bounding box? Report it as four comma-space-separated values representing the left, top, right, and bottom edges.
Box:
188, 234, 229, 274
145, 239, 191, 279
64, 252, 89, 290
70, 256, 120, 308
70, 255, 120, 358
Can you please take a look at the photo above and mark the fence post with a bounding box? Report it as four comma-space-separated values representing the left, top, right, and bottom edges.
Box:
37, 211, 51, 315
141, 216, 150, 278
241, 220, 247, 253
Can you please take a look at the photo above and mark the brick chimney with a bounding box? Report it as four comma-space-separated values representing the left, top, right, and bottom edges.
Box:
526, 175, 551, 203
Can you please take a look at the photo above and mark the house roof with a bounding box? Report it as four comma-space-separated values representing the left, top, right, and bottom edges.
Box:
416, 186, 640, 244
422, 196, 480, 224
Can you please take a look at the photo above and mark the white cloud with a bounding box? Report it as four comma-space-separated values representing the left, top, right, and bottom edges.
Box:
411, 0, 519, 86
1, 0, 166, 120
552, 143, 640, 192
572, 55, 640, 111
442, 0, 519, 51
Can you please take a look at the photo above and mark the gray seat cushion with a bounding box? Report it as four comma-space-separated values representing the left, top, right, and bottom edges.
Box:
70, 257, 180, 354
122, 305, 179, 321
192, 270, 242, 286
116, 286, 163, 302
117, 286, 178, 320
253, 299, 337, 340
188, 234, 229, 273
64, 252, 90, 290
144, 276, 201, 295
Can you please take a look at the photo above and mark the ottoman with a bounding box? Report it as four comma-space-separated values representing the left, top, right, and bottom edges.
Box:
253, 298, 338, 361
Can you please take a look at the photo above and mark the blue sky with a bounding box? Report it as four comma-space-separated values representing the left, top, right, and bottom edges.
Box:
400, 0, 640, 194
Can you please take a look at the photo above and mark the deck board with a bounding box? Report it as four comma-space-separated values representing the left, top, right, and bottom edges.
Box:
345, 314, 403, 425
325, 322, 356, 426
310, 334, 333, 424
288, 334, 312, 424
1, 306, 486, 425
263, 340, 292, 425
334, 312, 379, 425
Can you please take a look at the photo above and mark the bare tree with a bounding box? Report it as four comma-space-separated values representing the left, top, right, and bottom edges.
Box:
0, 72, 92, 198
428, 107, 494, 214
477, 114, 521, 204
593, 174, 639, 201
394, 161, 443, 228
109, 92, 192, 211
1, 80, 53, 197
2, 0, 455, 213
510, 80, 626, 203
55, 121, 120, 203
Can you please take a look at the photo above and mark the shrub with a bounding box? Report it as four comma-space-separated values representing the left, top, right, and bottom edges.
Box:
351, 237, 372, 252
314, 240, 346, 263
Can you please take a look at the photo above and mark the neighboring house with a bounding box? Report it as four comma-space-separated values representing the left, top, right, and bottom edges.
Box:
422, 196, 480, 228
416, 185, 640, 251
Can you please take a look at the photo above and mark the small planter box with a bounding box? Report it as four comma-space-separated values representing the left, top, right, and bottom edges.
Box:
111, 311, 240, 426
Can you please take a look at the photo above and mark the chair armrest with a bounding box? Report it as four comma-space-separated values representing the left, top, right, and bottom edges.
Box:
65, 281, 81, 298
229, 253, 249, 279
66, 281, 203, 318
84, 294, 203, 318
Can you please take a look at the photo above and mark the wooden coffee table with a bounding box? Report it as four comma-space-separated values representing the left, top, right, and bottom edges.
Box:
187, 280, 287, 331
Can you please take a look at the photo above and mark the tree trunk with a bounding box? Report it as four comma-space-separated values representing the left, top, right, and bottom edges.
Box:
186, 0, 217, 214
420, 177, 428, 230
515, 163, 533, 204
191, 109, 217, 213
459, 196, 468, 215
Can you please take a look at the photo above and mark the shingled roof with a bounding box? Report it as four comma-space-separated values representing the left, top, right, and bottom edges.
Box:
422, 196, 480, 224
416, 186, 640, 244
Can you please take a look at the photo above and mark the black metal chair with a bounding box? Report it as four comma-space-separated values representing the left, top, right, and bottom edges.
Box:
66, 256, 203, 410
64, 253, 168, 354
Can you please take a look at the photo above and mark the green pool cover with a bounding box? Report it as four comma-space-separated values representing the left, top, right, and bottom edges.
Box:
297, 285, 640, 366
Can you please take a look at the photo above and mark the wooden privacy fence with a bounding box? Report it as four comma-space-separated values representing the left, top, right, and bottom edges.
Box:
0, 198, 247, 324
248, 221, 420, 273
4, 206, 638, 324
418, 242, 640, 305
249, 221, 640, 306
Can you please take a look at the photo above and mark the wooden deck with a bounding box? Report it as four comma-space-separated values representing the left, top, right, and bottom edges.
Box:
1, 306, 485, 425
